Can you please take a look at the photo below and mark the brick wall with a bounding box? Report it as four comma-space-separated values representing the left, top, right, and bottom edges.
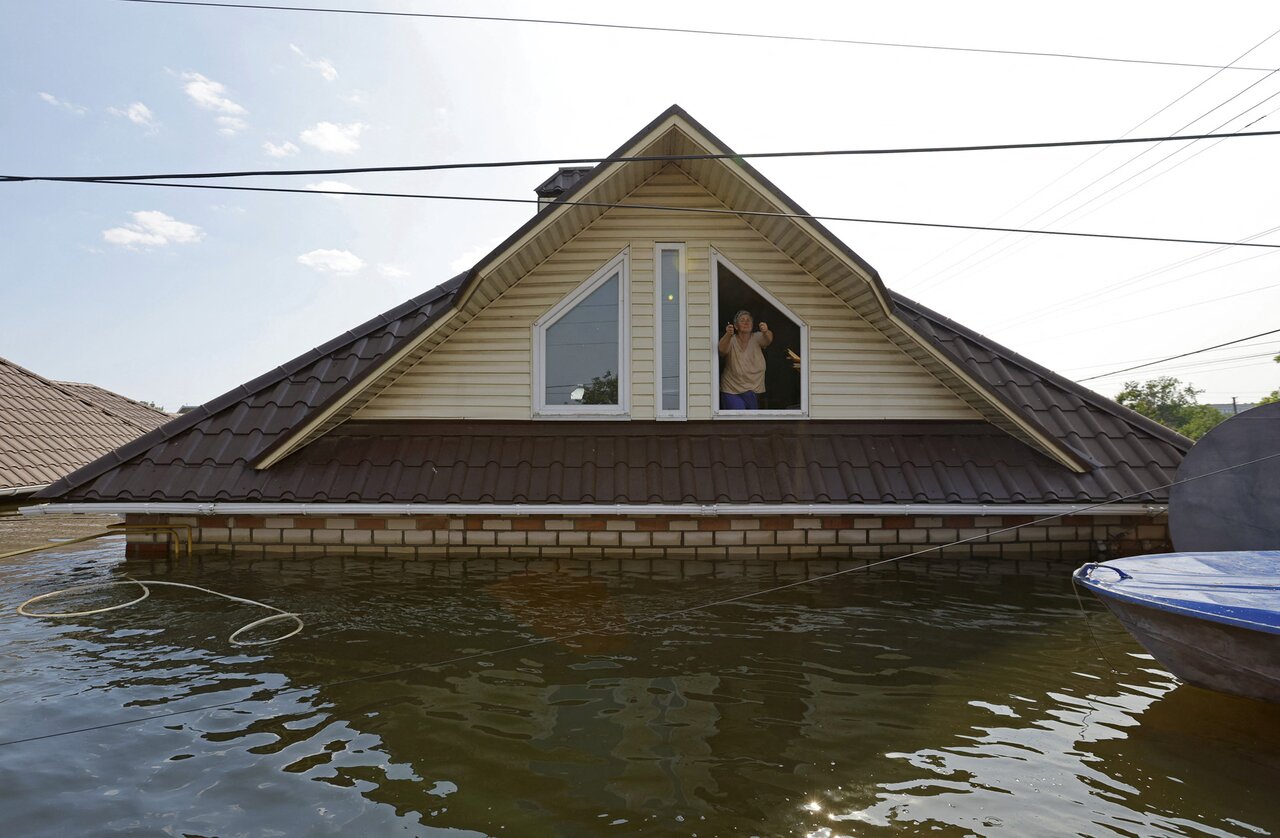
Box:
122, 512, 1170, 561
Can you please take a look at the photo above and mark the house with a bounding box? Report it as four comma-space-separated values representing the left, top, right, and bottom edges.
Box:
0, 356, 171, 501
29, 106, 1189, 561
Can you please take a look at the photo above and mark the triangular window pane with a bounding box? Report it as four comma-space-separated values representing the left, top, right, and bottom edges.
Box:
544, 272, 620, 406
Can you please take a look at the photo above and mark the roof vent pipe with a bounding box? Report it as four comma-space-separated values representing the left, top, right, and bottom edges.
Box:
534, 167, 593, 211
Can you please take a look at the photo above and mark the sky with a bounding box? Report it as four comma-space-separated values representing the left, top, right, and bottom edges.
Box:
3, 0, 1279, 412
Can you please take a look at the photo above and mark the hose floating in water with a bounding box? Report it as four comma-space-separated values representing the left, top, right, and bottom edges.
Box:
17, 577, 303, 645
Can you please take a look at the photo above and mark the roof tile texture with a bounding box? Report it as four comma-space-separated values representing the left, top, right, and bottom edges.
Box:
40, 286, 1185, 506
0, 358, 171, 492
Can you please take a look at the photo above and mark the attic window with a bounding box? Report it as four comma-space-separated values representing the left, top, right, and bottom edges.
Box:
533, 250, 630, 416
712, 250, 807, 416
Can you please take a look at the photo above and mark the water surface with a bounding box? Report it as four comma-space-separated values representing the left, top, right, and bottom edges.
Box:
2, 542, 1278, 836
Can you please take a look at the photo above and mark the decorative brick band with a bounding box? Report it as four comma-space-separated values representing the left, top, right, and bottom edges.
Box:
121, 512, 1170, 562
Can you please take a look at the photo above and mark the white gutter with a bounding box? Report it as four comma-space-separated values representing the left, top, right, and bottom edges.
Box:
1, 484, 48, 498
21, 502, 1166, 518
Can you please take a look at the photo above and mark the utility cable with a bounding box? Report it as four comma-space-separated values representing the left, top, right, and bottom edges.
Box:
5, 129, 1280, 185
996, 222, 1280, 335
4, 447, 1280, 749
1064, 338, 1280, 373
898, 26, 1280, 289
904, 27, 1280, 294
33, 177, 1280, 251
1077, 328, 1280, 382
116, 0, 1280, 73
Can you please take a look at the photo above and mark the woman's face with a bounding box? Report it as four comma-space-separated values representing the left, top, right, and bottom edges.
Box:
735, 313, 753, 334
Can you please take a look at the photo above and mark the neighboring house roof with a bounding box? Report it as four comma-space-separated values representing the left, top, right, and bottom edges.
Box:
0, 356, 172, 496
37, 288, 1185, 505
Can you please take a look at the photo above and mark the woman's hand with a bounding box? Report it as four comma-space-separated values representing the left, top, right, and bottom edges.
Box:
725, 322, 735, 336
758, 321, 769, 333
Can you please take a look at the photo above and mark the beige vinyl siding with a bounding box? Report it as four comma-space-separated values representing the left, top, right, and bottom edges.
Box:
356, 166, 979, 422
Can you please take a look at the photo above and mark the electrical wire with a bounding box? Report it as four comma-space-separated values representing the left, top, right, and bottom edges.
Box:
32, 177, 1280, 251
6, 129, 1280, 185
5, 446, 1280, 749
903, 27, 1280, 295
995, 223, 1280, 336
1063, 339, 1280, 373
116, 0, 1280, 73
897, 26, 1280, 289
1077, 328, 1280, 382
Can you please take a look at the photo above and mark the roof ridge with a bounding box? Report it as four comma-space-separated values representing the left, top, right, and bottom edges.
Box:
35, 275, 464, 501
890, 291, 1193, 452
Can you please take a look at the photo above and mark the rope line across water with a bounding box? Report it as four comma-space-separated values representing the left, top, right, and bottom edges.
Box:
16, 577, 303, 646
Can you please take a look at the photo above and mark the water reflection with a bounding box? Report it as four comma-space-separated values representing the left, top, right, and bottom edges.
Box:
1, 548, 1278, 836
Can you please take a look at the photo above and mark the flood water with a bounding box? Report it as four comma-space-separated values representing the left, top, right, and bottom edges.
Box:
2, 539, 1278, 837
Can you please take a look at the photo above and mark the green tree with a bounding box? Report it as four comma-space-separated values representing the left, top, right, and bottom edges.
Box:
1115, 376, 1226, 440
581, 370, 618, 405
1258, 354, 1279, 406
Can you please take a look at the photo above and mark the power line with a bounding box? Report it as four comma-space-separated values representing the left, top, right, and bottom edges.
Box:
6, 129, 1280, 185
996, 221, 1280, 334
116, 0, 1280, 74
34, 177, 1280, 251
5, 446, 1279, 749
898, 27, 1280, 290
1009, 262, 1280, 344
1066, 347, 1280, 377
1064, 339, 1280, 373
1077, 328, 1280, 382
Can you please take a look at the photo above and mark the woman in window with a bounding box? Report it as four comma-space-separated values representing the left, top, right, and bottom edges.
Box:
718, 310, 772, 410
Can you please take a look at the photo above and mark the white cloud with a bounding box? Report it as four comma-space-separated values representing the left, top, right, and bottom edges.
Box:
305, 181, 356, 199
449, 237, 504, 273
289, 44, 338, 81
264, 140, 300, 158
300, 121, 366, 154
216, 116, 248, 135
38, 92, 86, 115
298, 249, 365, 273
181, 72, 246, 114
378, 263, 410, 279
102, 211, 204, 249
108, 102, 157, 130
340, 91, 367, 105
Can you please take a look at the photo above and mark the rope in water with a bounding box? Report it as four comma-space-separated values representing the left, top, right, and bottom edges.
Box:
17, 577, 303, 646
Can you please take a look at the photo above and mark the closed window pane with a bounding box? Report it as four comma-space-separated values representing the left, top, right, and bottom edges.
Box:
660, 249, 681, 412
544, 273, 619, 406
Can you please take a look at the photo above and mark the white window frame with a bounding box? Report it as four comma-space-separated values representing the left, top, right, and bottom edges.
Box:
710, 248, 808, 419
532, 249, 630, 417
654, 242, 687, 419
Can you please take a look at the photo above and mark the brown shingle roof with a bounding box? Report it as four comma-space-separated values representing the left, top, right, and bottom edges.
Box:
37, 275, 464, 502
55, 419, 1169, 505
53, 381, 172, 428
0, 357, 171, 494
37, 284, 1186, 506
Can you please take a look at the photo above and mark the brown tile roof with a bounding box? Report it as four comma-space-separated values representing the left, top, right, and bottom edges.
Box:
0, 357, 171, 494
37, 282, 1186, 506
59, 419, 1170, 505
37, 275, 465, 502
54, 381, 173, 427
